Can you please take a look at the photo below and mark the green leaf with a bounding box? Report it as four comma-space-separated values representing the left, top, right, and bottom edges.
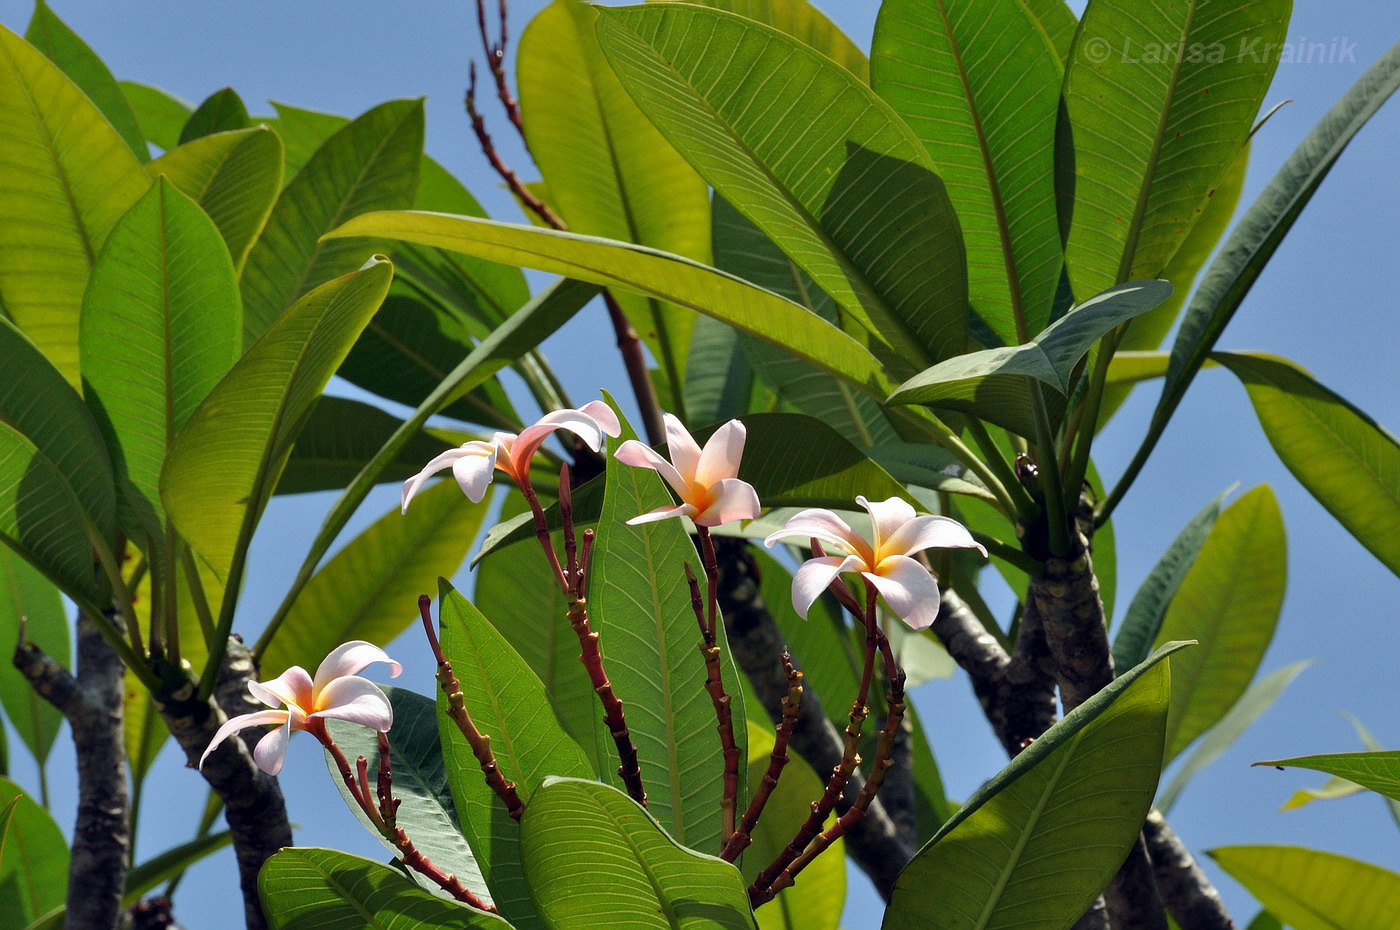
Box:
866, 443, 996, 504
326, 687, 489, 902
1256, 751, 1400, 806
275, 395, 477, 496
0, 548, 66, 766
887, 280, 1173, 437
1022, 0, 1077, 63
436, 580, 593, 928
669, 0, 868, 80
0, 24, 150, 384
1215, 352, 1400, 578
1272, 713, 1400, 826
1062, 0, 1287, 297
81, 178, 242, 551
1245, 911, 1283, 930
24, 1, 147, 160
326, 211, 892, 397
1210, 846, 1400, 930
240, 99, 422, 344
884, 643, 1186, 930
118, 81, 191, 152
520, 0, 710, 408
0, 777, 68, 924
595, 3, 966, 367
161, 258, 392, 618
178, 86, 249, 144
1157, 660, 1313, 814
148, 127, 284, 271
1112, 488, 1228, 671
259, 847, 513, 930
736, 413, 908, 508
872, 0, 1063, 344
1153, 485, 1284, 761
741, 723, 844, 930
521, 778, 758, 930
261, 476, 483, 678
1142, 41, 1400, 489
590, 405, 742, 851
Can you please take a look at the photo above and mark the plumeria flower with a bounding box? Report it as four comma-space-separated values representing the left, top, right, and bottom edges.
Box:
401, 401, 621, 511
763, 495, 986, 631
199, 641, 403, 776
614, 413, 761, 527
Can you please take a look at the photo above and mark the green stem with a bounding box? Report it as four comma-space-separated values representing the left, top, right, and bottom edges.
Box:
1062, 333, 1123, 518
964, 417, 1037, 521
1028, 385, 1070, 556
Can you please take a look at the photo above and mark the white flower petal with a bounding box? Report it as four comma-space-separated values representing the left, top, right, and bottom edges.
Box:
451, 446, 499, 503
790, 555, 863, 618
252, 717, 294, 775
694, 419, 746, 489
577, 400, 621, 439
693, 477, 760, 526
883, 514, 987, 559
764, 509, 867, 562
625, 503, 696, 525
249, 666, 313, 711
312, 677, 395, 731
401, 446, 472, 513
199, 709, 290, 770
662, 413, 704, 486
857, 496, 919, 552
865, 555, 941, 631
313, 641, 401, 693
615, 439, 689, 499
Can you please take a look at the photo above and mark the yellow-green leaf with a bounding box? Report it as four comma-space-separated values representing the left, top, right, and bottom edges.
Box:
1210, 846, 1400, 930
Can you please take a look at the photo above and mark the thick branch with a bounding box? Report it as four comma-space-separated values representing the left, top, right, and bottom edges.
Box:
1144, 810, 1236, 930
1103, 834, 1168, 930
714, 538, 915, 899
157, 639, 293, 930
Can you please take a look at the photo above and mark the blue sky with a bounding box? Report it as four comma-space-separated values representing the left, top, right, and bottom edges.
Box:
2, 1, 1398, 927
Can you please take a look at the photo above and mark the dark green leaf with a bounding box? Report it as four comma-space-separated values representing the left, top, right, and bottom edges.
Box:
0, 548, 66, 767
118, 81, 191, 152
0, 777, 67, 924
178, 87, 249, 144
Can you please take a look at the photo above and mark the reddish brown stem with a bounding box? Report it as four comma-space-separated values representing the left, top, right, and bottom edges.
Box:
722, 655, 803, 862
473, 0, 523, 137
560, 463, 579, 586
319, 725, 495, 912
686, 562, 739, 844
419, 596, 526, 819
698, 527, 721, 639
568, 594, 647, 806
466, 65, 564, 229
518, 480, 568, 592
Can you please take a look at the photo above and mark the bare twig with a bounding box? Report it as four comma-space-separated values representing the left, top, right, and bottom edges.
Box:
722, 655, 802, 862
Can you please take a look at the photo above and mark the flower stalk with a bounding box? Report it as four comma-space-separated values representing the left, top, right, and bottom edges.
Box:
721, 654, 803, 862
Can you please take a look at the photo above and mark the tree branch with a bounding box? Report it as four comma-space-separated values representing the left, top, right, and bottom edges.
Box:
714, 538, 915, 899
1144, 810, 1237, 930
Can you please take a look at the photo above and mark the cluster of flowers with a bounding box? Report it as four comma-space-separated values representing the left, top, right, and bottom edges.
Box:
204, 402, 984, 774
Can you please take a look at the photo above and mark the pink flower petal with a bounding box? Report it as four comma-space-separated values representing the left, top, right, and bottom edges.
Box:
865, 556, 941, 631
451, 445, 499, 503
694, 419, 746, 489
857, 496, 919, 552
252, 718, 294, 775
249, 666, 313, 711
615, 439, 689, 500
577, 400, 621, 439
312, 677, 395, 731
693, 478, 760, 526
313, 642, 402, 693
790, 555, 862, 618
661, 413, 704, 489
199, 709, 290, 770
625, 502, 697, 525
764, 509, 871, 564
883, 514, 987, 559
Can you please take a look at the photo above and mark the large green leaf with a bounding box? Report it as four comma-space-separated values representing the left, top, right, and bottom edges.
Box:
275, 395, 476, 496
326, 687, 489, 902
1256, 751, 1400, 806
179, 87, 250, 144
885, 643, 1184, 930
259, 848, 512, 930
1215, 352, 1400, 578
1112, 488, 1227, 671
887, 280, 1173, 436
520, 0, 709, 407
240, 99, 422, 344
1153, 485, 1284, 760
147, 127, 284, 271
1156, 660, 1312, 814
0, 24, 150, 384
1272, 714, 1400, 827
872, 0, 1062, 344
24, 1, 146, 160
1210, 846, 1400, 930
118, 81, 191, 152
735, 413, 908, 508
595, 3, 966, 367
437, 581, 593, 929
520, 778, 757, 930
326, 212, 892, 397
0, 548, 66, 766
668, 0, 867, 80
261, 477, 482, 678
590, 406, 743, 852
160, 258, 392, 619
1116, 41, 1400, 515
81, 178, 241, 551
1063, 0, 1287, 297
0, 778, 68, 924
1022, 0, 1076, 63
